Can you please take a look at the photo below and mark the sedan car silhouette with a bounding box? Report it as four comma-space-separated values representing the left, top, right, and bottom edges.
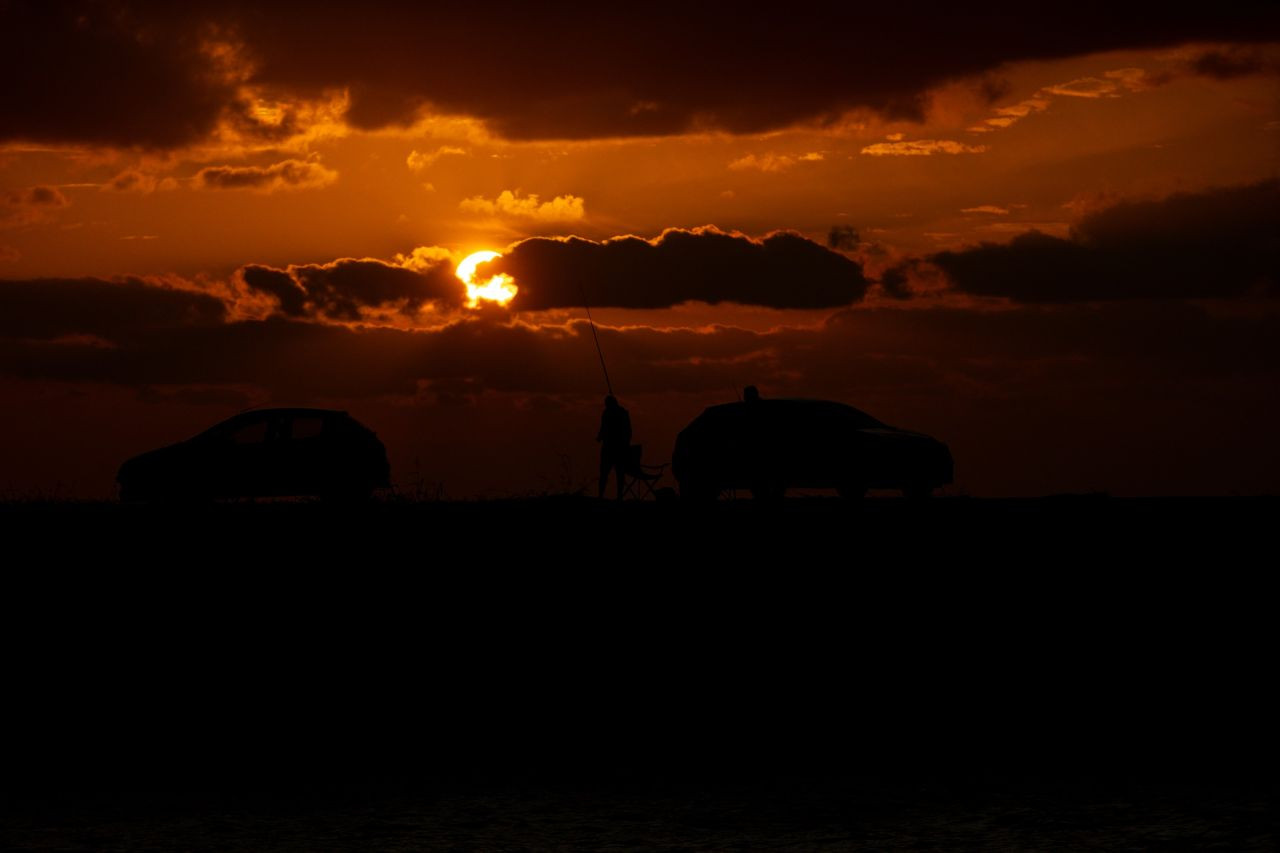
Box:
117, 408, 391, 502
672, 397, 953, 501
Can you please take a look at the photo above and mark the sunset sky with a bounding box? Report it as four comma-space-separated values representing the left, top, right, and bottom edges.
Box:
3, 2, 1278, 498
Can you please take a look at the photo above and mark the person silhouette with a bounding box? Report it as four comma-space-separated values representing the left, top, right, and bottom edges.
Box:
596, 395, 632, 500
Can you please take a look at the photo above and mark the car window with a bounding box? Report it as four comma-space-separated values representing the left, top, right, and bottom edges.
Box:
290, 416, 325, 440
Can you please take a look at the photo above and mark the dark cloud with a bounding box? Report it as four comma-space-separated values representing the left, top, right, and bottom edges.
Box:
827, 225, 860, 251
930, 180, 1280, 301
103, 170, 174, 193
485, 227, 869, 310
105, 170, 153, 193
0, 3, 236, 149
240, 4, 1280, 139
1189, 47, 1280, 79
13, 187, 70, 208
0, 277, 225, 340
878, 263, 915, 301
240, 265, 307, 316
0, 314, 758, 400
1, 186, 71, 228
193, 160, 337, 192
4, 2, 1280, 147
240, 257, 461, 319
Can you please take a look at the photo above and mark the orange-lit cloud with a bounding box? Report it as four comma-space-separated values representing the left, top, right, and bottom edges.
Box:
970, 67, 1153, 132
406, 146, 468, 172
861, 140, 987, 156
459, 190, 585, 221
728, 152, 824, 172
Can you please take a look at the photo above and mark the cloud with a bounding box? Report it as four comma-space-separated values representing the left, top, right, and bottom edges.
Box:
728, 152, 824, 172
0, 3, 238, 149
930, 180, 1280, 301
877, 262, 919, 300
969, 65, 1158, 133
827, 225, 860, 251
1187, 47, 1280, 79
5, 5, 1278, 147
103, 170, 178, 193
239, 254, 462, 319
962, 206, 1010, 215
406, 146, 467, 171
12, 186, 69, 207
861, 140, 987, 156
482, 226, 869, 310
1, 185, 71, 228
459, 190, 585, 221
1043, 76, 1125, 98
194, 159, 338, 192
0, 277, 225, 339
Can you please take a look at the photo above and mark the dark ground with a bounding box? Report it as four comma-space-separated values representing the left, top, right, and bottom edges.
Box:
2, 496, 1275, 850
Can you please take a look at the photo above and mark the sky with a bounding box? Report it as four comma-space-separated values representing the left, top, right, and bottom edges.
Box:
2, 1, 1279, 498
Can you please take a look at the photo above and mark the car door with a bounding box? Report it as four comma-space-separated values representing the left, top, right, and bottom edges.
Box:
208, 414, 280, 497
275, 413, 329, 496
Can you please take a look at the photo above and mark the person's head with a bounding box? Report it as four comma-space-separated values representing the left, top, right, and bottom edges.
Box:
605, 395, 618, 409
743, 385, 760, 402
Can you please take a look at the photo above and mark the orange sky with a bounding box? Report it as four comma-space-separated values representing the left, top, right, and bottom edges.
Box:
2, 3, 1278, 498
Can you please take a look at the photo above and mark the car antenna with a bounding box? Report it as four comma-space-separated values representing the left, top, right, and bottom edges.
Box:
580, 283, 614, 396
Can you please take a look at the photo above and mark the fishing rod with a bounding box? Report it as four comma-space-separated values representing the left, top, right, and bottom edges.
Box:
580, 284, 613, 396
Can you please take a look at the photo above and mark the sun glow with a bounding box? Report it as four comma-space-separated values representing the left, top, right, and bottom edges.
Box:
456, 250, 518, 308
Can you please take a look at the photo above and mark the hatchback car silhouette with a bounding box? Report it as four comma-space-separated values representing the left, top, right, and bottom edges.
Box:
672, 397, 952, 501
117, 408, 391, 502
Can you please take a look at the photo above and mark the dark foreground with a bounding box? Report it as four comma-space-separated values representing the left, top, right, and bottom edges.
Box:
2, 496, 1275, 849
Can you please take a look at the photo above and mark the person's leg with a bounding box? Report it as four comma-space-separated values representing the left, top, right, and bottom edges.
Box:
598, 447, 610, 499
614, 456, 626, 500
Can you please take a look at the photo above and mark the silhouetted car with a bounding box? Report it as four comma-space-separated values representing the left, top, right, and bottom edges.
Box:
672, 398, 952, 501
118, 408, 391, 502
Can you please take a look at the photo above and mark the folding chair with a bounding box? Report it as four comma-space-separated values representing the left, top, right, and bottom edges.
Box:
621, 444, 668, 500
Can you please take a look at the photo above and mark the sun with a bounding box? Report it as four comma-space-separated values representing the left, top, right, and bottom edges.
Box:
456, 250, 518, 308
